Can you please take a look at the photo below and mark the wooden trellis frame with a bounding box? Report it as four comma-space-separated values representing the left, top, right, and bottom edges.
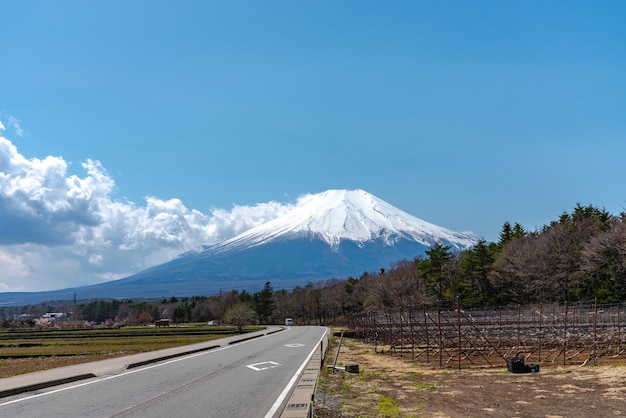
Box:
348, 301, 626, 369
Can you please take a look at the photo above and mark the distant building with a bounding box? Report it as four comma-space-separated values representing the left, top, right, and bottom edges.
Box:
42, 313, 66, 321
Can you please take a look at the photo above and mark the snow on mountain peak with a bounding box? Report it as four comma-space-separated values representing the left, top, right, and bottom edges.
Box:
206, 189, 477, 255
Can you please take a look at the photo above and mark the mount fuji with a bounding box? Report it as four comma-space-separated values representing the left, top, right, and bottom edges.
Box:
2, 189, 478, 304
204, 189, 475, 254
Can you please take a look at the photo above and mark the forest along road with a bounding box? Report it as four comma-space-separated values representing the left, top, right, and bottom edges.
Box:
0, 326, 327, 418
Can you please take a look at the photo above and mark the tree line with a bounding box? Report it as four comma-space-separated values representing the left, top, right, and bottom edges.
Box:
395, 203, 626, 308
3, 203, 625, 328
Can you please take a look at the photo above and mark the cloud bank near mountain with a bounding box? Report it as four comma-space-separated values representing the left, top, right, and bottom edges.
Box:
0, 129, 294, 292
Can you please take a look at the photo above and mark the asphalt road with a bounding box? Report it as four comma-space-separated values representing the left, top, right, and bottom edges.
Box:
0, 326, 327, 418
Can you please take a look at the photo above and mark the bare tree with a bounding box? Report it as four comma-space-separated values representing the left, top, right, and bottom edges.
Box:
223, 302, 256, 333
491, 232, 552, 304
137, 311, 153, 326
580, 215, 626, 301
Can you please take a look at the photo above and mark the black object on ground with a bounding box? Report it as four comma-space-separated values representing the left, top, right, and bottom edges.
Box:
506, 355, 540, 373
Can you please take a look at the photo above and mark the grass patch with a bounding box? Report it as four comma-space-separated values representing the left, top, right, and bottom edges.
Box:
413, 382, 438, 390
355, 369, 385, 381
378, 395, 401, 418
338, 374, 352, 395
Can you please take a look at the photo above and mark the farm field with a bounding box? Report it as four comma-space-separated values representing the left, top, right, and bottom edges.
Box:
0, 324, 253, 378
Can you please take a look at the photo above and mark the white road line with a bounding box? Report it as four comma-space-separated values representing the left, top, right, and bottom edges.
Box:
264, 329, 328, 418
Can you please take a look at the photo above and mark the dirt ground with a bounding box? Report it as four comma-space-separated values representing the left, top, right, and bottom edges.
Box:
314, 336, 626, 418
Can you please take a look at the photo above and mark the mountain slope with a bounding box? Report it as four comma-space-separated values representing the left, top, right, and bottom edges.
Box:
108, 189, 476, 290
1, 189, 478, 305
204, 189, 475, 255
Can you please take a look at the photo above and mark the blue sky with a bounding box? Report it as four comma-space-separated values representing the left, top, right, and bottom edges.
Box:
1, 1, 626, 292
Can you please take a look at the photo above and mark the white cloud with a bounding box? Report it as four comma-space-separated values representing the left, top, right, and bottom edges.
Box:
0, 133, 292, 292
0, 248, 32, 278
0, 113, 25, 137
7, 115, 25, 137
207, 201, 294, 238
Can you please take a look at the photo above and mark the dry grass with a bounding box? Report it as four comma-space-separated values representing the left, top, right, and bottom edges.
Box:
314, 332, 626, 417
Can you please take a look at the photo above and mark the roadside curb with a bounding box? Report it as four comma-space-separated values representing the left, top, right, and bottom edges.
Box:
0, 374, 97, 399
280, 328, 330, 418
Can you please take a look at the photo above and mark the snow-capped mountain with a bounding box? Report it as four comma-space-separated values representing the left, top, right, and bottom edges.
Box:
96, 189, 477, 295
204, 189, 475, 255
2, 190, 478, 304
